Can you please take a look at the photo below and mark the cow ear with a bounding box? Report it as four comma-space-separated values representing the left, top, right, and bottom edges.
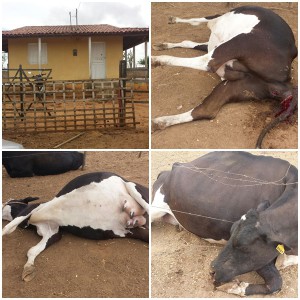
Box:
256, 200, 270, 212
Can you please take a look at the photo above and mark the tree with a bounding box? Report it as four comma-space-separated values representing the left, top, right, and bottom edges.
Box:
123, 50, 134, 68
138, 57, 149, 67
2, 51, 8, 68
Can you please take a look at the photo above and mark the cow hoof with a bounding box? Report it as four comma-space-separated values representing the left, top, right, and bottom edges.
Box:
168, 16, 177, 24
22, 265, 36, 282
152, 119, 167, 132
153, 43, 168, 51
216, 281, 249, 296
151, 56, 163, 67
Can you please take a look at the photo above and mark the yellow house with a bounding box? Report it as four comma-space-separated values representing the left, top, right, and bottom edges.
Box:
2, 24, 148, 80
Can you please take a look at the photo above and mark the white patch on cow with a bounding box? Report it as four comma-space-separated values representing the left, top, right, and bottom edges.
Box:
153, 109, 194, 129
153, 12, 259, 80
203, 238, 227, 245
207, 12, 260, 52
151, 186, 178, 225
216, 59, 236, 79
226, 281, 249, 296
241, 214, 246, 221
2, 205, 13, 221
27, 176, 145, 237
276, 254, 298, 270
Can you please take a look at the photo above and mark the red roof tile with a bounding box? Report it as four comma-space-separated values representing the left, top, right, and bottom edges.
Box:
2, 24, 149, 37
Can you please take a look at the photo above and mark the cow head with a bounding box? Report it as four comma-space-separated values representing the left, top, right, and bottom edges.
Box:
211, 201, 284, 286
2, 197, 39, 221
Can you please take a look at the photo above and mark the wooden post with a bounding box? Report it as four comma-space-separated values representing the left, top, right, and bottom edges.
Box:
119, 60, 127, 127
19, 64, 24, 118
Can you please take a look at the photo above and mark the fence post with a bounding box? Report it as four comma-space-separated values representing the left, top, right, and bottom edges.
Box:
119, 60, 127, 127
19, 64, 24, 118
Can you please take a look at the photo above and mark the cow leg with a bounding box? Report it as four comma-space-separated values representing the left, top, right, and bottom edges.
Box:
152, 51, 213, 71
244, 261, 282, 295
153, 75, 262, 131
153, 41, 208, 52
124, 182, 149, 214
3, 215, 33, 235
168, 15, 219, 26
22, 222, 60, 282
218, 261, 282, 296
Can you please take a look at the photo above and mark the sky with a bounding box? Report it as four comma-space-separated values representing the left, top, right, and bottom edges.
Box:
1, 0, 150, 65
1, 0, 149, 29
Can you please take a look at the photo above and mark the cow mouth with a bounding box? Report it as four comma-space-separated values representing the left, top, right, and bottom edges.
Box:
210, 270, 231, 287
210, 271, 221, 287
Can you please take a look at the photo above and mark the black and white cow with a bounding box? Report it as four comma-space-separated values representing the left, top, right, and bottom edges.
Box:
2, 172, 149, 282
152, 151, 297, 296
2, 151, 84, 177
152, 6, 297, 148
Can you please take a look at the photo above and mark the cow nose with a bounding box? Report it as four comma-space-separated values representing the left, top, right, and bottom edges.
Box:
209, 270, 215, 278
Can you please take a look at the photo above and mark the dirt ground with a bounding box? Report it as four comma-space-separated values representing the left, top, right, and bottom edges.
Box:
3, 103, 149, 149
151, 2, 298, 149
2, 151, 149, 298
151, 151, 298, 298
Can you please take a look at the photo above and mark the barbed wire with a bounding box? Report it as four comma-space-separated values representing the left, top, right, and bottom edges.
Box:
171, 163, 298, 187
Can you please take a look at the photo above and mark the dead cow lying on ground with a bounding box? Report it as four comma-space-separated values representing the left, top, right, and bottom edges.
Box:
2, 151, 84, 178
152, 152, 297, 296
2, 172, 149, 281
152, 6, 297, 148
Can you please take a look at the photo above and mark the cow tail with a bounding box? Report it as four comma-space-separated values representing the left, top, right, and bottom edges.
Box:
255, 87, 298, 149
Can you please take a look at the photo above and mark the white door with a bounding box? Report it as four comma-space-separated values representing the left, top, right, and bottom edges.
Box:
91, 42, 106, 79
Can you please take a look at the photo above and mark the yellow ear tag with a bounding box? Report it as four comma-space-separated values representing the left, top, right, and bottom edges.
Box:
276, 244, 285, 254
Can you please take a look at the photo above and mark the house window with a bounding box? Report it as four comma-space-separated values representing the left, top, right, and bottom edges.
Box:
28, 43, 48, 64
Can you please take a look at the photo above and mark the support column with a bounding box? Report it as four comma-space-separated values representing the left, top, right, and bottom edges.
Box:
88, 36, 91, 79
133, 46, 136, 68
38, 37, 42, 72
145, 41, 148, 68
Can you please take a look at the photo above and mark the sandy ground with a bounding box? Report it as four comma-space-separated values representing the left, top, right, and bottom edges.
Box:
2, 151, 149, 298
3, 103, 149, 149
151, 151, 298, 298
151, 2, 298, 149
